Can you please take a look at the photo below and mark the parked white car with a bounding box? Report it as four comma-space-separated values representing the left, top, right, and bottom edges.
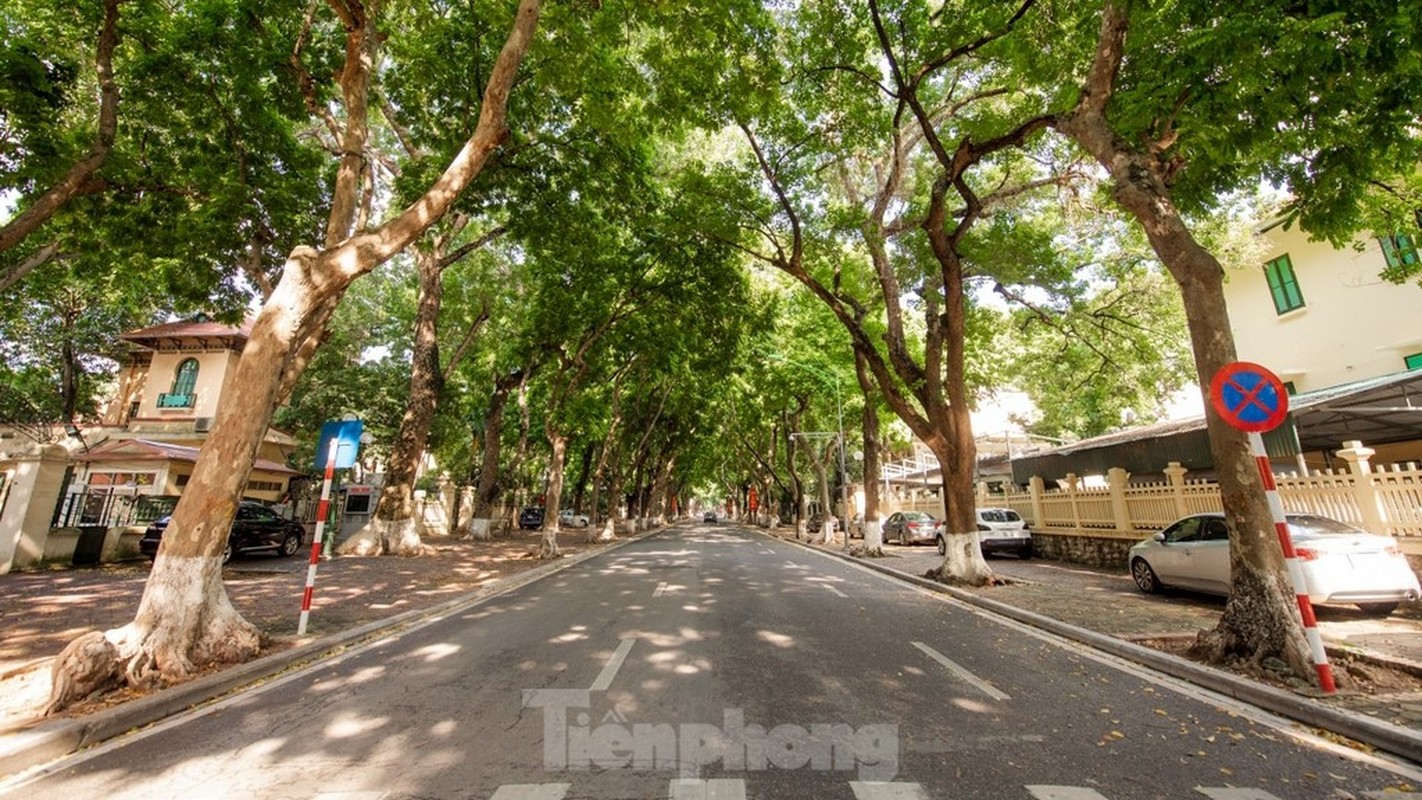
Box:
558, 509, 590, 528
934, 508, 1033, 558
1127, 512, 1421, 615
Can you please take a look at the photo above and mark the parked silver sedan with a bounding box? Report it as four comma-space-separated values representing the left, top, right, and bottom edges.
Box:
883, 511, 939, 546
1127, 512, 1421, 615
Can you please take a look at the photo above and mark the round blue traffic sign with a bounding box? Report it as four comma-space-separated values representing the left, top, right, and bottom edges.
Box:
1210, 362, 1289, 433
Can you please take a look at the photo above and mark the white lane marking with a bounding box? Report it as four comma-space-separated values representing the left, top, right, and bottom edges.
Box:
814, 549, 1422, 784
1027, 787, 1110, 800
654, 581, 668, 597
824, 585, 849, 598
910, 641, 1011, 701
1195, 789, 1285, 799
849, 781, 930, 799
667, 778, 747, 799
312, 793, 387, 800
489, 785, 570, 800
590, 637, 636, 691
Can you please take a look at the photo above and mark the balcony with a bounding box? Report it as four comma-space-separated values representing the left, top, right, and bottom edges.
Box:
156, 392, 195, 409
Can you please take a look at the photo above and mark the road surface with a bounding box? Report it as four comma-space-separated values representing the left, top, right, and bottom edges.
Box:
4, 522, 1419, 799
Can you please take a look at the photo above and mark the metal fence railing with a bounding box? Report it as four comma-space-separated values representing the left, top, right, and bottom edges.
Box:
51, 492, 179, 529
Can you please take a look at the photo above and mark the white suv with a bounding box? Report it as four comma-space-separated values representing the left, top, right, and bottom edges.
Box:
937, 508, 1033, 558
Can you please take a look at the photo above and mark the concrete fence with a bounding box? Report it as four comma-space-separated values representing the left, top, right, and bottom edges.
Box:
889, 440, 1422, 541
1000, 441, 1422, 541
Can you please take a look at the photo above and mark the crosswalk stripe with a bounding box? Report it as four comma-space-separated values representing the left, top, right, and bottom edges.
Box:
849, 781, 931, 799
667, 778, 747, 800
1194, 789, 1284, 800
489, 785, 570, 800
1027, 787, 1110, 800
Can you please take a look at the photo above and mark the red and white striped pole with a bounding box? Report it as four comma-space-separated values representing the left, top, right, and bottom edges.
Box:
297, 437, 339, 636
1248, 431, 1335, 694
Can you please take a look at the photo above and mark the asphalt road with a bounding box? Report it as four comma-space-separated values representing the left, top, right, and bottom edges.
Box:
5, 522, 1421, 800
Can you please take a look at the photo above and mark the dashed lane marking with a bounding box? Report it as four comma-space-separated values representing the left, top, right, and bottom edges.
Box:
589, 637, 636, 691
910, 640, 1011, 701
667, 778, 747, 799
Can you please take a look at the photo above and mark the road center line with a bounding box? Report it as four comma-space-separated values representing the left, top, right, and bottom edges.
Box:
849, 781, 931, 799
668, 778, 747, 800
590, 637, 636, 691
910, 641, 1011, 701
489, 785, 571, 800
1026, 787, 1110, 800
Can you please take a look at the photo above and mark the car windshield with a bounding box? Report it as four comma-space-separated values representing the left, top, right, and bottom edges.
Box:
1286, 514, 1367, 536
902, 512, 933, 521
979, 509, 1020, 523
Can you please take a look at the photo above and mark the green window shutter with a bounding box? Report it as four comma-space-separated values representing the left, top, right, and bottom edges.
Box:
1381, 233, 1419, 269
171, 358, 199, 396
1263, 254, 1305, 314
1406, 352, 1422, 371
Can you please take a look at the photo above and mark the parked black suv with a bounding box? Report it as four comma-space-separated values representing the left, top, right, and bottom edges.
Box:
140, 500, 306, 564
519, 507, 546, 530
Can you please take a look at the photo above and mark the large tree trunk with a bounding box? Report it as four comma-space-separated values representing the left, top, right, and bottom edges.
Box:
1054, 1, 1309, 677
469, 369, 524, 540
340, 245, 445, 556
50, 0, 544, 710
541, 428, 567, 558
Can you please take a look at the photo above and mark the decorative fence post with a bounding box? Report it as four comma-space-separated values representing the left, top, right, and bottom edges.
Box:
1335, 440, 1386, 532
1029, 476, 1046, 529
1108, 467, 1132, 532
1164, 461, 1190, 519
1065, 473, 1082, 529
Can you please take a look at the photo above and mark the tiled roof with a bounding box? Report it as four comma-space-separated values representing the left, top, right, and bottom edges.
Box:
75, 437, 300, 475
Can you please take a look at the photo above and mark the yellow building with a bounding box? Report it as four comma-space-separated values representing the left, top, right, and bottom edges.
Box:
1226, 222, 1422, 394
1, 315, 301, 571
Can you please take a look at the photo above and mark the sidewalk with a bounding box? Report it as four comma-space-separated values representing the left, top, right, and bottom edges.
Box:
790, 533, 1422, 733
0, 531, 624, 729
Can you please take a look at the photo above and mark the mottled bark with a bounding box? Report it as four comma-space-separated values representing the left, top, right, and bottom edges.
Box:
339, 247, 446, 556
1054, 1, 1309, 676
51, 0, 544, 707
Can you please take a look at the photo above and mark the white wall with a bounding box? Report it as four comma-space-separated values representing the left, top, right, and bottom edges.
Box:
1226, 224, 1422, 392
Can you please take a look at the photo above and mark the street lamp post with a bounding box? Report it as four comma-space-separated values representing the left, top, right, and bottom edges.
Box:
767, 352, 849, 548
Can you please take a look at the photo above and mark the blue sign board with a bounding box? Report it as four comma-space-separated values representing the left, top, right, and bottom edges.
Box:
314, 419, 364, 469
1209, 362, 1289, 433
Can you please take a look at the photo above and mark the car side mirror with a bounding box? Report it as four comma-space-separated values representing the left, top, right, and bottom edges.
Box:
1153, 532, 1166, 543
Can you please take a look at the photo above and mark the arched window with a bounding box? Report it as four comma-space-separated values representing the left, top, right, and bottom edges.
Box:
171, 358, 199, 395
159, 358, 199, 408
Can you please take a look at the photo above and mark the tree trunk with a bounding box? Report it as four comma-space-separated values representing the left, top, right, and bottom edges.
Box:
1054, 1, 1310, 677
50, 0, 544, 709
541, 428, 566, 558
470, 368, 526, 539
339, 245, 445, 556
855, 349, 885, 555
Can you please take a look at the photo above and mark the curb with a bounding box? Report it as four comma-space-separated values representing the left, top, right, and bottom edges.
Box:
0, 525, 666, 782
767, 530, 1422, 764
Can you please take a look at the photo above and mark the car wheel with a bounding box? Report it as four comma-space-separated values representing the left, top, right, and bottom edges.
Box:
935, 535, 946, 556
1019, 542, 1033, 560
1131, 558, 1161, 593
279, 533, 302, 558
1356, 602, 1399, 616
221, 541, 234, 565
900, 529, 910, 546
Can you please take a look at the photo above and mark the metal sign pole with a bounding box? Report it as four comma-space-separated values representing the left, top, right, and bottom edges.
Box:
297, 437, 339, 636
1247, 430, 1336, 694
